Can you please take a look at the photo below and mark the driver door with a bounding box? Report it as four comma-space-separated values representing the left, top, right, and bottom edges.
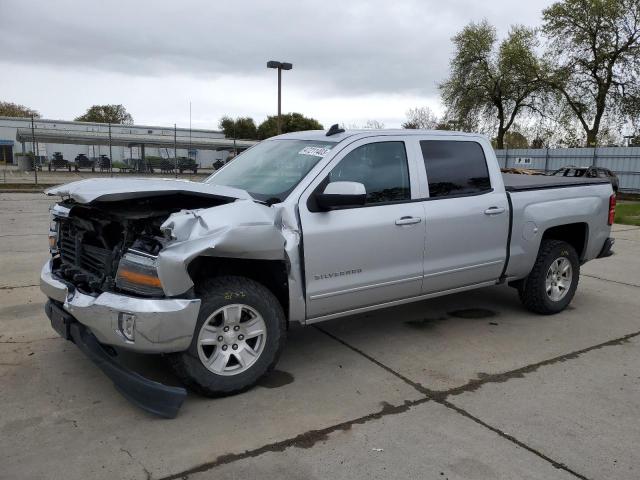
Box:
298, 138, 426, 319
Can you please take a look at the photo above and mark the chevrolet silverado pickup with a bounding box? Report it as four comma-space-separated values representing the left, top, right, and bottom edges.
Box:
41, 127, 616, 417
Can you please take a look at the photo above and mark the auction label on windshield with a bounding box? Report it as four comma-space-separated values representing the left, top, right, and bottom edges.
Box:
298, 145, 332, 157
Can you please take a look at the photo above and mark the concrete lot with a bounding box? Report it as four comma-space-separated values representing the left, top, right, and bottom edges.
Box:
1, 192, 639, 480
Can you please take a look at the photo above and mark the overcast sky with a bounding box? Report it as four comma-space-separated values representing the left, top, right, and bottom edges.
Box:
0, 0, 554, 130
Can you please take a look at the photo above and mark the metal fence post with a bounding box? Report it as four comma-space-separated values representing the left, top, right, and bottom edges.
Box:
108, 123, 113, 177
30, 115, 38, 185
544, 147, 549, 173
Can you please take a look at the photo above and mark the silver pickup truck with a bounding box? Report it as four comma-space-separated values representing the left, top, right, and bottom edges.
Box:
41, 127, 616, 417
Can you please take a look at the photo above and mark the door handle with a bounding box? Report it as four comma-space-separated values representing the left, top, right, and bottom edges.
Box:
395, 216, 422, 225
484, 207, 506, 215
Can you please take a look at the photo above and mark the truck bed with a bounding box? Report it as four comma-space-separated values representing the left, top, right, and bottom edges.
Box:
502, 173, 610, 192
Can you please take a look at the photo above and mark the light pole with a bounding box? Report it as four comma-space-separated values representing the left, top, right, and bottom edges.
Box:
267, 60, 293, 135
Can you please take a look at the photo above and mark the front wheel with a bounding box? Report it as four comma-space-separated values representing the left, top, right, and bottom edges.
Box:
169, 276, 287, 397
518, 240, 580, 315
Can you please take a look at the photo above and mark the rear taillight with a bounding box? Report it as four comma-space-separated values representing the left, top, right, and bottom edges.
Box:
608, 194, 616, 225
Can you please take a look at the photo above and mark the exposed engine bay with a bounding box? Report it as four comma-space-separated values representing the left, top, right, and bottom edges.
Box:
50, 194, 230, 296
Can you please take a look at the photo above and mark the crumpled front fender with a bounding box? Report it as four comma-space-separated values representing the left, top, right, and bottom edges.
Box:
156, 200, 287, 296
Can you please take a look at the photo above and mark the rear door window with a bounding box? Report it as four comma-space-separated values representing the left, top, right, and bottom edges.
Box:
419, 141, 491, 198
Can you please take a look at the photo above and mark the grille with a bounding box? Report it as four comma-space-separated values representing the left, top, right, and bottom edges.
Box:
58, 223, 114, 287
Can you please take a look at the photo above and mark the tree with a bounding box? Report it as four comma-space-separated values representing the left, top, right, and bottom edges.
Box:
0, 101, 40, 118
542, 0, 640, 146
257, 113, 323, 139
440, 21, 546, 149
502, 131, 529, 148
402, 106, 439, 129
363, 119, 385, 129
219, 116, 258, 139
75, 104, 133, 124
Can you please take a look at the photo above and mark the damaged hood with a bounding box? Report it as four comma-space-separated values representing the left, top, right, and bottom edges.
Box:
45, 177, 253, 203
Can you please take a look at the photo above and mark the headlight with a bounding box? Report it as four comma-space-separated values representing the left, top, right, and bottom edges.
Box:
115, 251, 164, 296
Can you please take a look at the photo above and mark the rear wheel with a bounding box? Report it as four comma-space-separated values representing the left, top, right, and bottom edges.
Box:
169, 276, 286, 396
518, 240, 579, 315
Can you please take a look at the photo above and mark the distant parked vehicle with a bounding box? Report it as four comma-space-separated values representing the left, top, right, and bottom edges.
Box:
97, 155, 112, 172
144, 156, 175, 174
212, 159, 225, 170
74, 154, 96, 172
177, 157, 198, 174
550, 165, 619, 192
48, 152, 72, 172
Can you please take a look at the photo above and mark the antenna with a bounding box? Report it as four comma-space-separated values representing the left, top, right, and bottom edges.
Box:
326, 124, 345, 136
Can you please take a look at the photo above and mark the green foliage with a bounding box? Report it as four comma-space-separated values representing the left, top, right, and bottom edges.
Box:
75, 104, 134, 125
112, 161, 128, 170
502, 131, 529, 148
615, 202, 640, 226
256, 113, 323, 139
542, 0, 640, 146
219, 116, 258, 139
440, 21, 545, 149
0, 101, 40, 118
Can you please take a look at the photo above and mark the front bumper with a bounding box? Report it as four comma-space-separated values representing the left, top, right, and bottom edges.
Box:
45, 300, 187, 418
40, 260, 201, 353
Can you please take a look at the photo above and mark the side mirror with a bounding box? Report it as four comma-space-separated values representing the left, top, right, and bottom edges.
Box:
316, 181, 366, 210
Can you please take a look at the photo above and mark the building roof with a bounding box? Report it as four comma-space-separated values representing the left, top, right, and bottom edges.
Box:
16, 127, 257, 151
0, 115, 222, 135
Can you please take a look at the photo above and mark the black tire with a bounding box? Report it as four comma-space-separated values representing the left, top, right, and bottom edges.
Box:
518, 240, 580, 315
169, 276, 287, 397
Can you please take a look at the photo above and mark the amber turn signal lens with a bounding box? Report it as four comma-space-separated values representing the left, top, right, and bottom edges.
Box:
118, 268, 162, 287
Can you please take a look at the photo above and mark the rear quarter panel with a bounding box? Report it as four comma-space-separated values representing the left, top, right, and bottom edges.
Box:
506, 183, 612, 279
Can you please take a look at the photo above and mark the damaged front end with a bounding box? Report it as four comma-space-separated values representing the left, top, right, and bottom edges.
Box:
41, 178, 305, 417
48, 193, 232, 298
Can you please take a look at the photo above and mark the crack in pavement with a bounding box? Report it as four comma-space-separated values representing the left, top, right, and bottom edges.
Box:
120, 447, 152, 480
157, 399, 432, 480
317, 327, 640, 402
314, 327, 640, 480
440, 399, 590, 480
159, 328, 639, 480
0, 284, 40, 290
0, 233, 48, 238
582, 274, 640, 288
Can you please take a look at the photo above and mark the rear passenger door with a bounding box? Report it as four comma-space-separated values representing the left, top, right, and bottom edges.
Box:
417, 139, 510, 293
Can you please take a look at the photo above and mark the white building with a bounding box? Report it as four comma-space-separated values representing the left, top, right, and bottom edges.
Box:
0, 116, 256, 168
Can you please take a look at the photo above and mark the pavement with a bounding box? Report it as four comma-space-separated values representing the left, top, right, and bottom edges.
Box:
0, 192, 639, 480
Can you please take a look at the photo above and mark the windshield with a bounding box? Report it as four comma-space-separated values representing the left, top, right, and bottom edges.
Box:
205, 139, 336, 202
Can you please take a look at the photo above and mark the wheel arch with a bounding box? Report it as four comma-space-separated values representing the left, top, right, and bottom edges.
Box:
540, 222, 589, 260
188, 256, 290, 322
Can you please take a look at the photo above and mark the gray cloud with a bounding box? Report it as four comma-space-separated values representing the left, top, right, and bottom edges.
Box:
0, 0, 553, 98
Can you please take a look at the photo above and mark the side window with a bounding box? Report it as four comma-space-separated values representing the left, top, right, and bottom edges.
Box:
329, 141, 411, 204
420, 141, 491, 198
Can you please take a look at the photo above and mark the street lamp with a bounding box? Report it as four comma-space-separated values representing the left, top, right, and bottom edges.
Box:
267, 60, 293, 135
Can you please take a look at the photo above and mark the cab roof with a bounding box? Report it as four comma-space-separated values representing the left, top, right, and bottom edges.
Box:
272, 128, 487, 143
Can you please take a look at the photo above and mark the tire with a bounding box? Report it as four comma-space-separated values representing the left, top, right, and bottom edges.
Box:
518, 240, 580, 315
169, 276, 287, 397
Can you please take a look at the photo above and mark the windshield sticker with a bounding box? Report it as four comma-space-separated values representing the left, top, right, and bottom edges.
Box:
298, 146, 332, 157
